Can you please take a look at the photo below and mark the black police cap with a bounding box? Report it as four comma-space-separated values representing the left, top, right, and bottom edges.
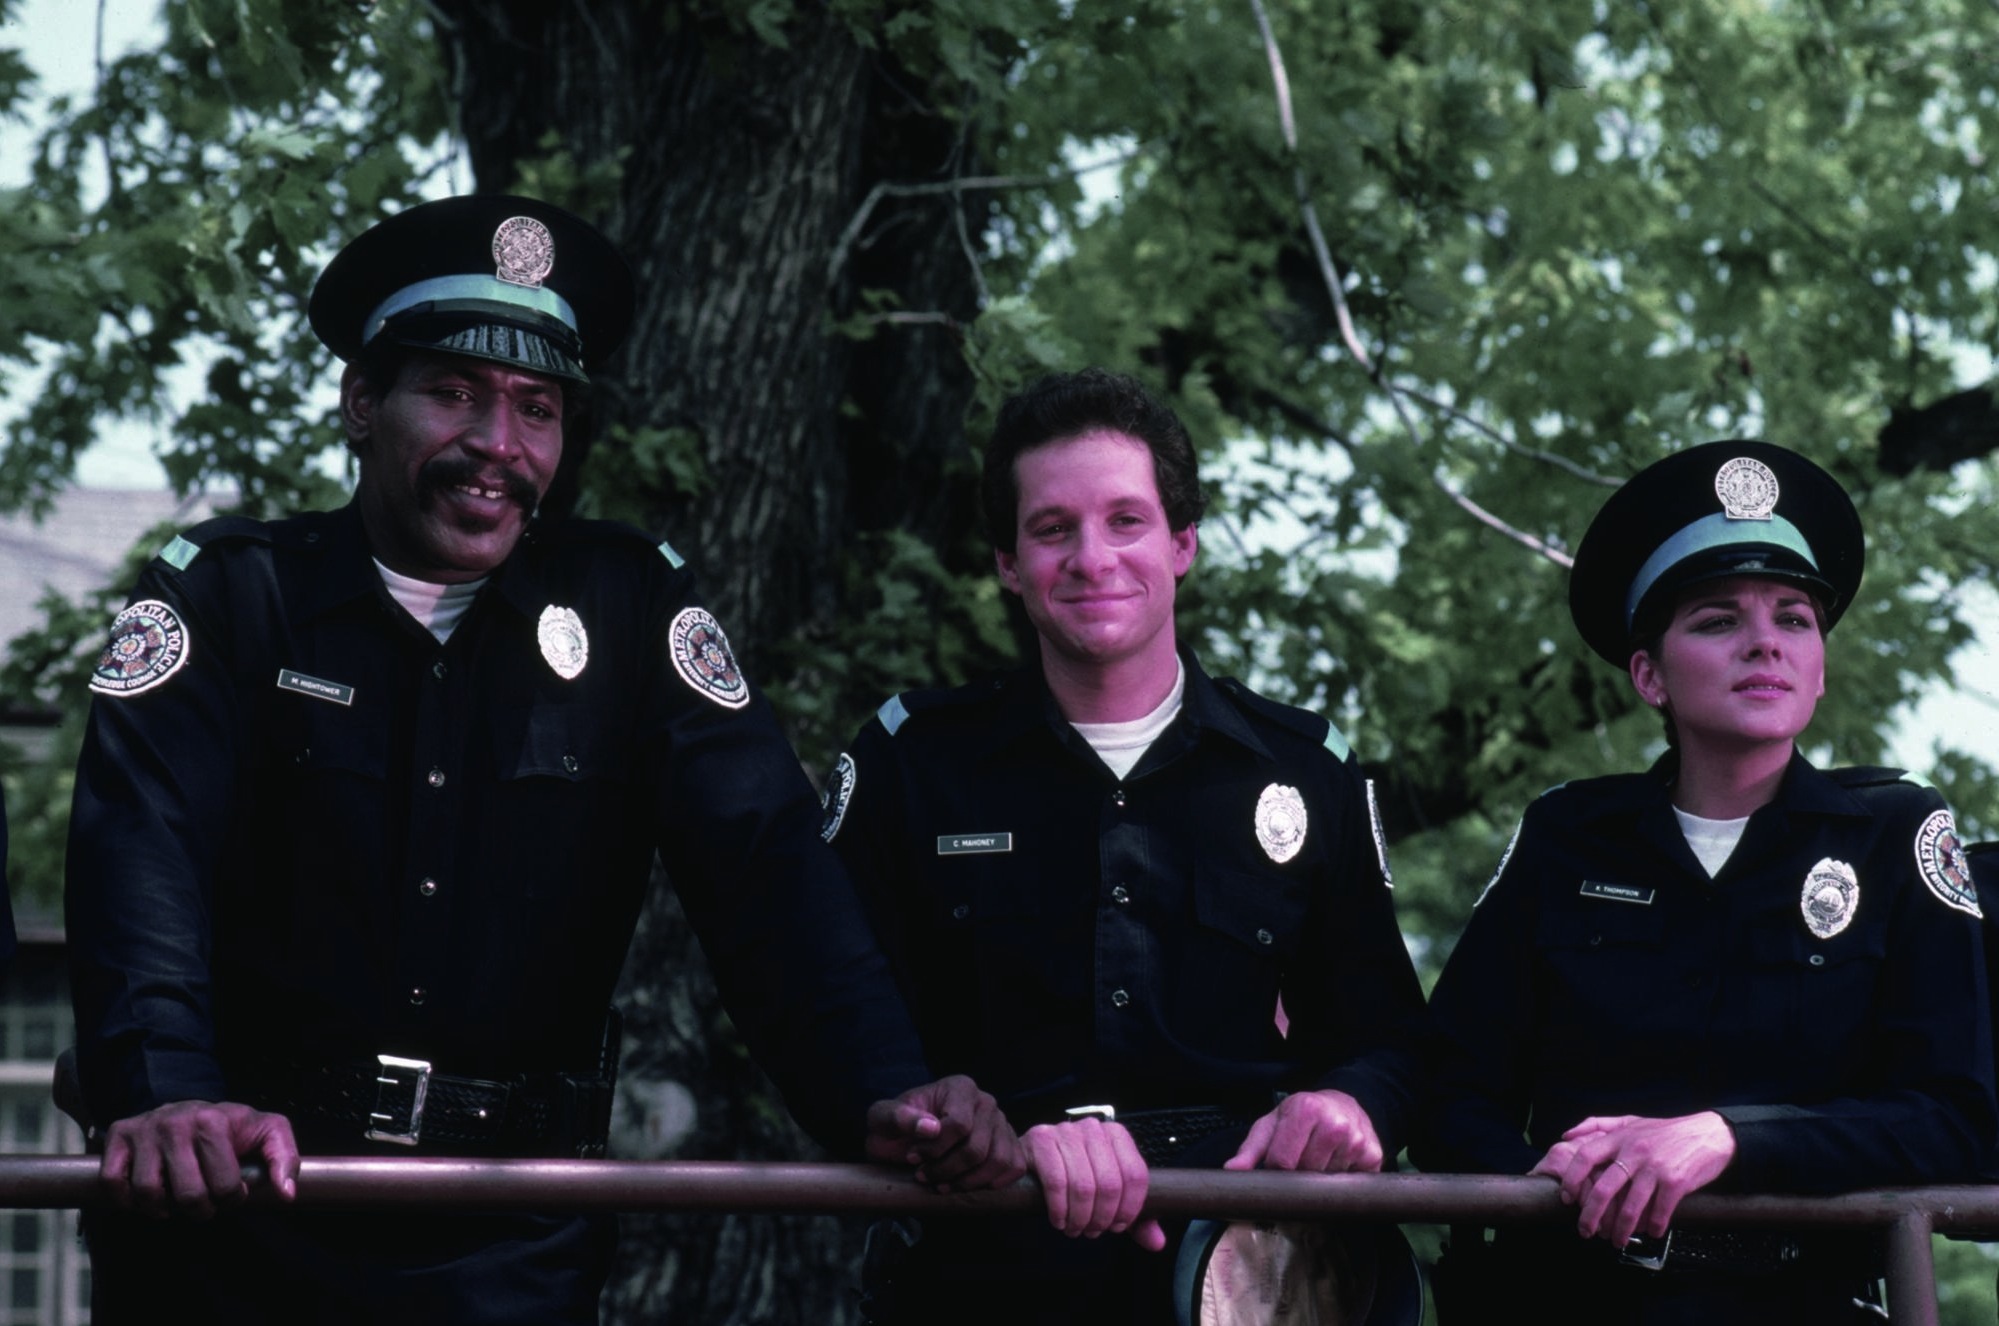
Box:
308, 195, 634, 385
1568, 440, 1864, 667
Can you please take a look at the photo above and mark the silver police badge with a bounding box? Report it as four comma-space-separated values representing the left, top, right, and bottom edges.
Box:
537, 604, 589, 681
493, 216, 555, 288
89, 599, 190, 697
1799, 857, 1858, 940
669, 607, 750, 710
820, 752, 857, 843
1916, 808, 1982, 918
1254, 783, 1308, 864
1714, 456, 1779, 521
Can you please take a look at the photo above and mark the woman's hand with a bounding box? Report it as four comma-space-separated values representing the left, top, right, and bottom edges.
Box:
1529, 1112, 1737, 1245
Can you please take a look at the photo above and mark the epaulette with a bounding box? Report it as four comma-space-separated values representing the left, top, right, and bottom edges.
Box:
1828, 766, 1915, 789
873, 679, 1002, 737
524, 516, 689, 569
153, 515, 270, 571
1215, 675, 1351, 762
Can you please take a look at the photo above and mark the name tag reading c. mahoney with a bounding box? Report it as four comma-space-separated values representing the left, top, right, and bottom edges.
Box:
1579, 880, 1655, 905
276, 668, 355, 707
938, 833, 1013, 856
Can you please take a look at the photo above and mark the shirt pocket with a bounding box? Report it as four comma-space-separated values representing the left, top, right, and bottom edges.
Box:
1535, 904, 1676, 1052
1192, 864, 1309, 961
1748, 923, 1887, 1067
487, 705, 631, 901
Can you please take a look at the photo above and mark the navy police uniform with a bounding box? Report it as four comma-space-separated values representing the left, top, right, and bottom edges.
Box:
65, 197, 931, 1323
1418, 440, 1997, 1323
824, 649, 1427, 1323
1419, 756, 1994, 1320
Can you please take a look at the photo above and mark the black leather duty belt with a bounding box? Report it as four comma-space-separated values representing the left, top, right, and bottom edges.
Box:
240, 1054, 617, 1158
1064, 1103, 1264, 1165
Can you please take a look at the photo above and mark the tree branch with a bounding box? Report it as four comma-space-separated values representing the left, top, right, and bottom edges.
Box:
1247, 0, 1572, 568
1401, 388, 1620, 486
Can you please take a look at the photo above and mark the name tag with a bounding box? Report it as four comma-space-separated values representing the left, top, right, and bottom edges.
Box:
276, 668, 355, 707
938, 833, 1013, 856
1579, 880, 1655, 905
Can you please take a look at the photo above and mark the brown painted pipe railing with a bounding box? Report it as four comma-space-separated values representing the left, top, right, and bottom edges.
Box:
3, 1159, 1988, 1326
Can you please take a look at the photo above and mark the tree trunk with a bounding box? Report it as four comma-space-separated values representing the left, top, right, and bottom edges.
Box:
427, 4, 988, 1322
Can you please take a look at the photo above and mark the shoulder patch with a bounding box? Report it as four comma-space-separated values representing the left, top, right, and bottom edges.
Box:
668, 607, 750, 709
820, 752, 857, 842
877, 694, 911, 737
89, 599, 191, 697
1915, 809, 1981, 918
1365, 778, 1392, 887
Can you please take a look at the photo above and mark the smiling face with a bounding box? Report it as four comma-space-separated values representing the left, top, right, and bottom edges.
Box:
1629, 576, 1827, 755
343, 352, 565, 583
995, 429, 1198, 690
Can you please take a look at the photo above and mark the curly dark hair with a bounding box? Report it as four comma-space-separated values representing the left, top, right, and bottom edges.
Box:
981, 368, 1207, 553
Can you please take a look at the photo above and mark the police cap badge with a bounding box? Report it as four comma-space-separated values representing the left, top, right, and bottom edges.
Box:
1568, 440, 1863, 666
308, 195, 634, 385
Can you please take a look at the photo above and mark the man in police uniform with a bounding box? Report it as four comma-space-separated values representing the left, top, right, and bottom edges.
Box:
822, 369, 1428, 1323
65, 195, 1017, 1324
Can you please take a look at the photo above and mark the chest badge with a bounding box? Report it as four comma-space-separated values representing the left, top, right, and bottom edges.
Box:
89, 599, 190, 697
1254, 783, 1308, 864
1916, 809, 1982, 918
1800, 857, 1859, 939
537, 604, 589, 680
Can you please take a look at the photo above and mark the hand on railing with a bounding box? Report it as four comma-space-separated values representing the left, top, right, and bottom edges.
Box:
1529, 1112, 1738, 1245
100, 1100, 299, 1219
863, 1074, 1025, 1194
1021, 1117, 1166, 1252
1224, 1089, 1384, 1175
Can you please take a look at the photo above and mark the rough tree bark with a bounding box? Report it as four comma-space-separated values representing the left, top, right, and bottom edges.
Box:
426, 4, 990, 1323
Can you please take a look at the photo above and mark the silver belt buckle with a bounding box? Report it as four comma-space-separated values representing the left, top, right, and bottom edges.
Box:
1618, 1230, 1673, 1271
365, 1054, 432, 1145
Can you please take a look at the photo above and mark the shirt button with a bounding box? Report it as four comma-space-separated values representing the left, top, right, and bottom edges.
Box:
432, 660, 447, 680
1111, 885, 1130, 905
418, 878, 438, 898
410, 987, 427, 1005
427, 768, 446, 788
1256, 928, 1274, 946
562, 754, 580, 774
295, 748, 311, 765
1110, 988, 1130, 1008
952, 904, 970, 920
1683, 970, 1707, 989
1808, 953, 1826, 967
1112, 790, 1127, 808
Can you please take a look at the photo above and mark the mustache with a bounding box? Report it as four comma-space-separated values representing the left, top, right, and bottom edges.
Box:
418, 456, 540, 511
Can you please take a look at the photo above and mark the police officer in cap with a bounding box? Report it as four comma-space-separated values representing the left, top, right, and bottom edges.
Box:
1417, 440, 1996, 1323
65, 195, 1019, 1324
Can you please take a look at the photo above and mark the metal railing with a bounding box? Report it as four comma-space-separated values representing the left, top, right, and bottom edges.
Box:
1, 1158, 1990, 1325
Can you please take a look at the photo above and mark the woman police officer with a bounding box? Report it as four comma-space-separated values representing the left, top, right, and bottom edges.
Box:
1417, 440, 1996, 1323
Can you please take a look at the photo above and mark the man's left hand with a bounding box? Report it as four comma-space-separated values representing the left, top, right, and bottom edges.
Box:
1225, 1089, 1384, 1173
864, 1074, 1025, 1192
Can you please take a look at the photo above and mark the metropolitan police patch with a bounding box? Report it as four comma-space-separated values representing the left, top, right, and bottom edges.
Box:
1800, 857, 1859, 939
669, 607, 749, 710
1916, 809, 1981, 918
820, 752, 857, 843
89, 599, 190, 697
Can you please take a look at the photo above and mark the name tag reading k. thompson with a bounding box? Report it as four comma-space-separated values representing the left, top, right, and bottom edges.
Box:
1579, 880, 1655, 905
938, 833, 1013, 856
277, 668, 355, 707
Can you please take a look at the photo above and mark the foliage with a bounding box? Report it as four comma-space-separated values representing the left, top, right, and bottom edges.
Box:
3, 3, 1999, 1312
